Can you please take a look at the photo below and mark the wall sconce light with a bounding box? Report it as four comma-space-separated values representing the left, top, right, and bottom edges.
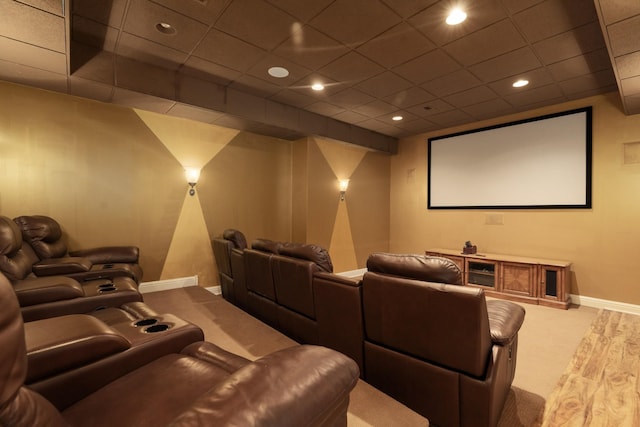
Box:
339, 179, 350, 201
185, 167, 201, 196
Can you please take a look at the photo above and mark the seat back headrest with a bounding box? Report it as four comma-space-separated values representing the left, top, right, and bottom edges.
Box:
0, 216, 22, 257
278, 243, 333, 273
251, 238, 282, 254
13, 216, 68, 259
223, 229, 247, 250
366, 252, 462, 285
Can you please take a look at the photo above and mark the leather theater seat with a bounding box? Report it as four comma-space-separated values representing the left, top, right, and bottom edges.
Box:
0, 272, 360, 427
13, 215, 143, 283
0, 215, 142, 321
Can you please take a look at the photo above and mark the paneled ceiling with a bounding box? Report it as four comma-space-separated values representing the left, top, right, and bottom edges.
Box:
0, 0, 638, 152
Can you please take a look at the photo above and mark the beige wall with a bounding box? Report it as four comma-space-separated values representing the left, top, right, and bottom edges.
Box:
0, 81, 292, 285
390, 92, 640, 305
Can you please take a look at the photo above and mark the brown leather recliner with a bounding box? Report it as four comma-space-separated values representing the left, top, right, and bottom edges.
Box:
244, 238, 282, 327
0, 272, 360, 427
362, 253, 525, 427
0, 215, 142, 321
13, 215, 143, 283
211, 228, 247, 307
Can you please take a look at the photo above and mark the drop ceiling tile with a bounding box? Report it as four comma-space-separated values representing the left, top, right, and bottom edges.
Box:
533, 21, 606, 65
427, 109, 474, 127
488, 67, 554, 96
181, 56, 243, 85
352, 99, 399, 118
326, 88, 376, 109
269, 89, 318, 108
607, 14, 640, 57
0, 35, 66, 74
596, 0, 640, 25
444, 85, 498, 108
193, 29, 267, 73
392, 49, 460, 84
503, 83, 565, 107
443, 19, 526, 66
462, 98, 513, 120
547, 48, 612, 81
310, 0, 401, 47
394, 119, 439, 136
513, 0, 597, 43
273, 25, 350, 71
406, 98, 455, 118
229, 74, 283, 97
317, 51, 385, 83
559, 70, 616, 95
176, 74, 226, 111
357, 22, 435, 69
166, 103, 224, 123
72, 15, 119, 51
468, 47, 541, 82
0, 59, 68, 93
123, 0, 209, 53
616, 73, 640, 95
117, 32, 188, 70
0, 0, 65, 53
332, 110, 370, 124
73, 0, 128, 28
214, 0, 297, 50
501, 0, 545, 15
615, 51, 640, 80
355, 71, 413, 98
379, 0, 438, 19
112, 87, 176, 113
115, 56, 176, 100
265, 0, 335, 22
305, 101, 346, 116
357, 118, 401, 135
384, 87, 436, 108
20, 0, 63, 16
68, 76, 115, 102
421, 69, 481, 97
70, 45, 115, 85
150, 0, 231, 24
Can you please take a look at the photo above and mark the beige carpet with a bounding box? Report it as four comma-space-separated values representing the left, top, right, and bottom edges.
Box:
143, 287, 598, 426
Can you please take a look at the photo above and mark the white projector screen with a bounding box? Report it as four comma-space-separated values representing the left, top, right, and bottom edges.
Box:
428, 107, 592, 209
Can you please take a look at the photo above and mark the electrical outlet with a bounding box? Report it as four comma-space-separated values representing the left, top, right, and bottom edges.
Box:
485, 213, 504, 225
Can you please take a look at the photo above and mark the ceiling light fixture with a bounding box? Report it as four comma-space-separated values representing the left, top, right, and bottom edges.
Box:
392, 115, 403, 121
446, 8, 467, 25
311, 83, 325, 91
512, 79, 529, 88
268, 66, 289, 78
155, 22, 176, 35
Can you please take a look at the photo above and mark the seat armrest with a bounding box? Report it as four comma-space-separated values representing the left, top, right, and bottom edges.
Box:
487, 300, 526, 345
314, 271, 361, 287
169, 345, 359, 427
24, 315, 130, 383
32, 257, 93, 276
69, 246, 140, 264
13, 276, 84, 306
180, 341, 250, 373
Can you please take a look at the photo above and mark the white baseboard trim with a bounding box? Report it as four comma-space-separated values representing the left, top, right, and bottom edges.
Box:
139, 275, 199, 294
205, 286, 221, 295
571, 294, 640, 315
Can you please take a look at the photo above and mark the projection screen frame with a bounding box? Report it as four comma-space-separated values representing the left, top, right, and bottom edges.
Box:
427, 107, 592, 210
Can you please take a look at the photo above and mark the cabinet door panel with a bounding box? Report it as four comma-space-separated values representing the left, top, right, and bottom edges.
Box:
501, 262, 536, 297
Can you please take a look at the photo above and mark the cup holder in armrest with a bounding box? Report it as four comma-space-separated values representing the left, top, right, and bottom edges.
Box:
98, 283, 114, 288
102, 264, 114, 269
133, 318, 158, 327
144, 323, 171, 333
98, 286, 117, 293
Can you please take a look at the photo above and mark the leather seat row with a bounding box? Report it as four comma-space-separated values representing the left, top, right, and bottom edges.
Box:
0, 271, 360, 426
0, 215, 143, 321
212, 230, 526, 427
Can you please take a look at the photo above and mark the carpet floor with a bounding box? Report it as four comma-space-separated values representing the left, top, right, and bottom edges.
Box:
142, 287, 599, 426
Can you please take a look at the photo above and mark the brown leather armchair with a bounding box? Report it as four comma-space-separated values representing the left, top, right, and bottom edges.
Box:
0, 215, 142, 321
0, 272, 360, 427
211, 228, 247, 307
13, 215, 143, 283
362, 253, 525, 427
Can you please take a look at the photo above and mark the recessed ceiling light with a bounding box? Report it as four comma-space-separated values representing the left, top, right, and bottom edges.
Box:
446, 8, 467, 25
512, 79, 529, 88
155, 22, 177, 35
268, 66, 289, 78
311, 83, 325, 91
392, 115, 403, 121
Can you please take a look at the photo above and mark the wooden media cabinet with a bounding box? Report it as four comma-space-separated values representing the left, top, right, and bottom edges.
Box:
425, 248, 571, 309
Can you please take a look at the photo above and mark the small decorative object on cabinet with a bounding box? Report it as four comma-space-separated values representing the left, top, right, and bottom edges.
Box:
425, 248, 570, 309
462, 240, 477, 254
